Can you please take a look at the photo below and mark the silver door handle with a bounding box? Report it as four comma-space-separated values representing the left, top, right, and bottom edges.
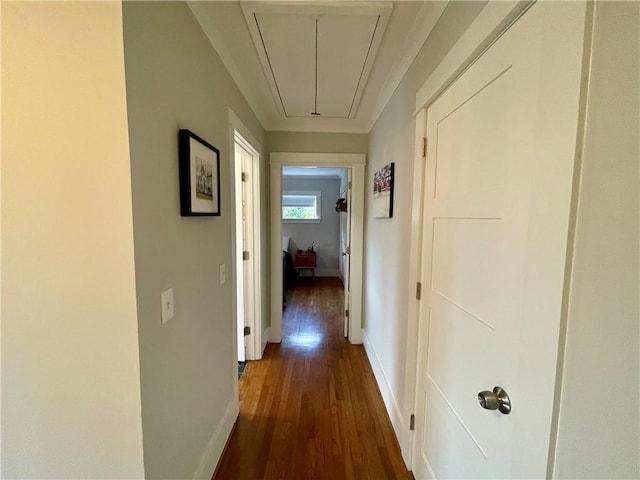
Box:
478, 386, 511, 414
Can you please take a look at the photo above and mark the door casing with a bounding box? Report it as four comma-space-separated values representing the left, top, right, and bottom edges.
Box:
234, 133, 262, 361
228, 108, 263, 388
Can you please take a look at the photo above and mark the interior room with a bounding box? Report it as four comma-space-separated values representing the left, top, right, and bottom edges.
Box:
281, 166, 348, 282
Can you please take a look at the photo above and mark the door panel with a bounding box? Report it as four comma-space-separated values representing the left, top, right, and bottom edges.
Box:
412, 2, 587, 478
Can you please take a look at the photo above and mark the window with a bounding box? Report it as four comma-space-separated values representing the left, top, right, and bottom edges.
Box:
282, 191, 321, 222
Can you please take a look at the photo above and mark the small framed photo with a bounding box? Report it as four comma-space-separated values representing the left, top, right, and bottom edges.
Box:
372, 162, 394, 218
178, 129, 220, 216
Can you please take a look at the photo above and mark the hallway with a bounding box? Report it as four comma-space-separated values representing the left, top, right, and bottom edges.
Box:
214, 278, 413, 479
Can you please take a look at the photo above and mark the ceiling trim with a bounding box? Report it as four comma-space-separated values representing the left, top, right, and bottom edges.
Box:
187, 1, 271, 129
364, 1, 448, 131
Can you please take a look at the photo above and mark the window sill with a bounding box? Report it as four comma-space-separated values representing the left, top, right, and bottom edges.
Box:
283, 219, 321, 224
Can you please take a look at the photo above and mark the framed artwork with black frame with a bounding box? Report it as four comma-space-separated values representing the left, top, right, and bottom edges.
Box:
372, 162, 394, 218
178, 129, 220, 216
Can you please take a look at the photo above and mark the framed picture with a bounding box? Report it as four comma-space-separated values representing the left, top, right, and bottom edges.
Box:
372, 162, 394, 218
178, 129, 220, 216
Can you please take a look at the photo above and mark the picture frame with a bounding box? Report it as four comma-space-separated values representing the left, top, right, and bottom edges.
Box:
178, 129, 220, 216
372, 162, 394, 218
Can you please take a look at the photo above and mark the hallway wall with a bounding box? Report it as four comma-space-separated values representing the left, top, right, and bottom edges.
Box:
363, 1, 486, 437
1, 2, 145, 477
122, 2, 265, 478
267, 132, 368, 154
553, 2, 639, 477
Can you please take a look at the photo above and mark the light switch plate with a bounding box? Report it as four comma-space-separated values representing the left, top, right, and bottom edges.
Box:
219, 264, 226, 285
161, 288, 174, 325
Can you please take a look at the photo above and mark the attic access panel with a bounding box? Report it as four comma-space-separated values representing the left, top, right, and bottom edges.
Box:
242, 2, 392, 119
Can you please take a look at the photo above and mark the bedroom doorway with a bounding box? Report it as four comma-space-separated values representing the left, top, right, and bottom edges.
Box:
281, 167, 349, 321
270, 153, 365, 345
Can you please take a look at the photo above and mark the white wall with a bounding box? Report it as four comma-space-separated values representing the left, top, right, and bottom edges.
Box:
554, 2, 640, 478
1, 2, 145, 477
122, 2, 265, 478
283, 177, 341, 277
363, 1, 486, 436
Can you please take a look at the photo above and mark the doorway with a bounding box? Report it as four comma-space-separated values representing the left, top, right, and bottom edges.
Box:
230, 110, 263, 365
270, 153, 365, 345
280, 166, 350, 332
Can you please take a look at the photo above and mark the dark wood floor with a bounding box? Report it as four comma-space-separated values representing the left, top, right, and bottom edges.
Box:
213, 278, 413, 480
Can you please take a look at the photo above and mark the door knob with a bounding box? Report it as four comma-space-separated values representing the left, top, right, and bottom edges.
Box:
477, 386, 511, 414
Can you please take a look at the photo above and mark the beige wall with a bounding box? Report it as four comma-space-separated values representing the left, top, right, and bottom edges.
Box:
122, 2, 265, 478
1, 2, 145, 478
554, 2, 640, 478
363, 1, 486, 435
267, 131, 368, 154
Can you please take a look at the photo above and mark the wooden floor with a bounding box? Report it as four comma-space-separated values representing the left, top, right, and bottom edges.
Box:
213, 278, 413, 480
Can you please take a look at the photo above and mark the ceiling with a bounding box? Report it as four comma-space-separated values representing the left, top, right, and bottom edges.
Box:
188, 1, 448, 133
243, 2, 391, 120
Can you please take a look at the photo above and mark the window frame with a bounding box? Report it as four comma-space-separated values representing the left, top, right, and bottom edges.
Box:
282, 190, 322, 223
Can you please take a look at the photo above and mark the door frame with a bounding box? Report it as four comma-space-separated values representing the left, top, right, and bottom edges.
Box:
342, 168, 352, 338
401, 0, 543, 467
270, 152, 366, 344
234, 131, 262, 361
228, 108, 263, 376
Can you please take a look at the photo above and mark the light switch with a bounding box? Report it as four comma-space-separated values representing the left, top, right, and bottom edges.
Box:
219, 264, 226, 285
161, 288, 174, 325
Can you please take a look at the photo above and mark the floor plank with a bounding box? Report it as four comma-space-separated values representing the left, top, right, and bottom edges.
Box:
213, 278, 413, 480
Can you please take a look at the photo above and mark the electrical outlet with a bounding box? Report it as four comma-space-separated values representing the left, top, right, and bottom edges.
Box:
161, 288, 174, 325
219, 264, 226, 285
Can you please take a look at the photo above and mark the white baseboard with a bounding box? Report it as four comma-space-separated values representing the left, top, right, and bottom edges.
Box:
363, 330, 404, 440
192, 397, 239, 480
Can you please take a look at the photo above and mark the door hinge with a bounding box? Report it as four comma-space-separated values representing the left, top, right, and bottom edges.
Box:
416, 282, 422, 300
241, 172, 248, 182
346, 246, 351, 255
410, 414, 415, 431
422, 137, 427, 158
242, 250, 250, 261
243, 326, 250, 336
345, 309, 349, 318
348, 181, 352, 189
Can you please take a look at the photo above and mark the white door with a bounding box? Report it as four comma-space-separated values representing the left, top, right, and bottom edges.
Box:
411, 3, 587, 479
235, 147, 246, 362
343, 169, 352, 337
236, 140, 257, 361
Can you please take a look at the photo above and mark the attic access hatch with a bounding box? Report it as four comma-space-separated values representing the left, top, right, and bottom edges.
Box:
241, 2, 392, 119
